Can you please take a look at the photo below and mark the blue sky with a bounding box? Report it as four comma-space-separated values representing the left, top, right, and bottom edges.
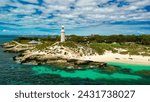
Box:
0, 0, 150, 35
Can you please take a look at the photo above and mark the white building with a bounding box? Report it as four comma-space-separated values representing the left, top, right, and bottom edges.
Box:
60, 25, 65, 42
28, 40, 41, 44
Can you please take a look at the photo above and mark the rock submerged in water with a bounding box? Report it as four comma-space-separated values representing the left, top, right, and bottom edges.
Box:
67, 59, 107, 68
135, 70, 150, 77
0, 44, 3, 47
67, 59, 91, 65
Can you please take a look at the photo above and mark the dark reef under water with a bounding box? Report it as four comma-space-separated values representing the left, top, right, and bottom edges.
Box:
0, 36, 150, 85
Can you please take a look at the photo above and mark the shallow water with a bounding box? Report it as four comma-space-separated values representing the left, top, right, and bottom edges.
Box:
107, 62, 150, 72
0, 36, 150, 85
32, 66, 142, 80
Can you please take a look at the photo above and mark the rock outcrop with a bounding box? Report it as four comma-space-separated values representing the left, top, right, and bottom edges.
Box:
3, 41, 107, 69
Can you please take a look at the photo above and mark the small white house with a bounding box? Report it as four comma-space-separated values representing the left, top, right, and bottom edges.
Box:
28, 40, 41, 44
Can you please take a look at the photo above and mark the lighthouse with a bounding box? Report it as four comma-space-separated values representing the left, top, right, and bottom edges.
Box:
60, 25, 65, 42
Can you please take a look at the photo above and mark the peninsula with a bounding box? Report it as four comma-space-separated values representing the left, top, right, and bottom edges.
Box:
2, 26, 150, 69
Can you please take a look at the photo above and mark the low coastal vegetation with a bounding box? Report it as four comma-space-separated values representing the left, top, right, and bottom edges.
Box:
12, 35, 150, 56
59, 41, 78, 48
89, 43, 150, 56
14, 34, 150, 45
35, 42, 54, 50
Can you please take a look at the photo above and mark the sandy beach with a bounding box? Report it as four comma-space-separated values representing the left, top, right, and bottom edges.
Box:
80, 52, 150, 65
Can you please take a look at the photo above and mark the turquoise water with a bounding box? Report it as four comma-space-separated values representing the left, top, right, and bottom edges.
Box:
32, 66, 142, 80
0, 36, 150, 85
107, 62, 150, 72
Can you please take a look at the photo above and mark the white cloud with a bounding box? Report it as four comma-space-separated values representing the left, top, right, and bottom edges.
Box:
0, 0, 13, 6
0, 0, 150, 35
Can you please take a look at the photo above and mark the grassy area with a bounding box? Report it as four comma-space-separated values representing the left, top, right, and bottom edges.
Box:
126, 44, 150, 56
35, 42, 54, 50
89, 45, 105, 54
59, 41, 78, 48
88, 43, 150, 56
17, 39, 31, 44
89, 43, 119, 54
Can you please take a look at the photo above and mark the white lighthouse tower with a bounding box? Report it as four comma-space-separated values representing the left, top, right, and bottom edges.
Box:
60, 25, 65, 42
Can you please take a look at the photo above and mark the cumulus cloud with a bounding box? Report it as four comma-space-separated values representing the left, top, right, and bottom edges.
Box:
0, 0, 150, 35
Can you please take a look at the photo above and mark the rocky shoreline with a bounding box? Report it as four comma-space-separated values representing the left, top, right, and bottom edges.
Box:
13, 55, 107, 69
2, 41, 107, 69
2, 41, 150, 78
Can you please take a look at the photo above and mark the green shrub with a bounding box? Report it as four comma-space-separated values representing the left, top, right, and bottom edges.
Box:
59, 41, 77, 48
120, 51, 128, 54
35, 42, 54, 50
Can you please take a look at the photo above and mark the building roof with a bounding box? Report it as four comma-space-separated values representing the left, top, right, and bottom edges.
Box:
28, 40, 40, 44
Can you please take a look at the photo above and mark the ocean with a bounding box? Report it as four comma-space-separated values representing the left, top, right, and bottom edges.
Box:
0, 36, 150, 85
